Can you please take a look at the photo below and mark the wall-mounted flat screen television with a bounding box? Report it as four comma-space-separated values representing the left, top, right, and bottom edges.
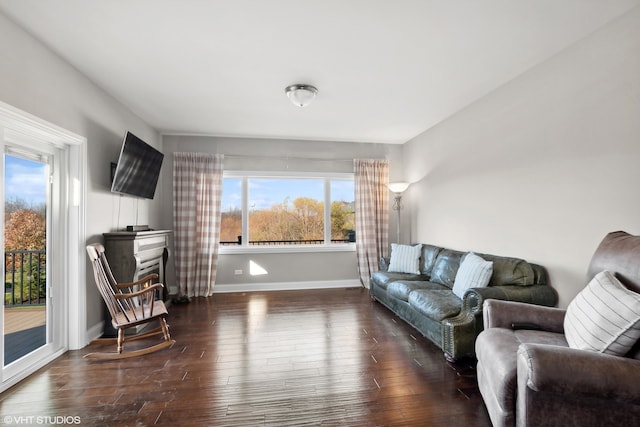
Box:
110, 131, 164, 199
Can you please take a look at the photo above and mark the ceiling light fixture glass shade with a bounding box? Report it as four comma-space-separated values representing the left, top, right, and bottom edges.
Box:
285, 84, 318, 107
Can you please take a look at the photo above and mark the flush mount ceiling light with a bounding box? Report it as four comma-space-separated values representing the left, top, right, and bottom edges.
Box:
285, 84, 318, 107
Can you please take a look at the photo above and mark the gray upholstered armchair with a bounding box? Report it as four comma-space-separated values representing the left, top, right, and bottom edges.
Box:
475, 231, 640, 427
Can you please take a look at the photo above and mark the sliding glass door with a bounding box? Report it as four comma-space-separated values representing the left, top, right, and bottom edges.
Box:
0, 100, 86, 392
3, 153, 50, 366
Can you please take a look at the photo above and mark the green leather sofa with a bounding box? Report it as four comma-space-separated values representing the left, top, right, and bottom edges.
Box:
370, 244, 558, 361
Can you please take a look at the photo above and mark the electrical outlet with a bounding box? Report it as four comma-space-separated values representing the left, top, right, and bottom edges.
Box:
234, 269, 243, 275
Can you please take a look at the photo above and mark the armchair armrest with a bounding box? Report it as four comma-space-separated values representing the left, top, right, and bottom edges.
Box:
517, 343, 640, 404
483, 299, 566, 332
115, 273, 159, 290
114, 283, 164, 300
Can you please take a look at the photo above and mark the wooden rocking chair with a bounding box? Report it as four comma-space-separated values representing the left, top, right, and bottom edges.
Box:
85, 243, 175, 359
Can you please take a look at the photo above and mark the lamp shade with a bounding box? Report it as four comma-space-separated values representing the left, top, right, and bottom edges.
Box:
388, 182, 410, 194
285, 84, 318, 107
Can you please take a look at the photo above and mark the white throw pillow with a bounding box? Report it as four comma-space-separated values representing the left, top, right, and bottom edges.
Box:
564, 270, 640, 356
387, 244, 422, 274
452, 252, 493, 299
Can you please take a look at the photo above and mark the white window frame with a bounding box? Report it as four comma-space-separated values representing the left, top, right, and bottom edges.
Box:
220, 171, 355, 254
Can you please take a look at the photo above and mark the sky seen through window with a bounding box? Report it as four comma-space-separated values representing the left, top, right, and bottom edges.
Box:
4, 155, 46, 205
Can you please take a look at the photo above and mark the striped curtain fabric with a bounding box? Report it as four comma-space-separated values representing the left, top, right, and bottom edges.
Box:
173, 152, 224, 297
354, 159, 389, 288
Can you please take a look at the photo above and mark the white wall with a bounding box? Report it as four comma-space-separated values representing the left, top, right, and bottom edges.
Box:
0, 11, 162, 337
0, 7, 405, 335
160, 135, 404, 291
403, 7, 640, 308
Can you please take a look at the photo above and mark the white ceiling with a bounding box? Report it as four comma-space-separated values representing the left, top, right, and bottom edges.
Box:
1, 0, 638, 144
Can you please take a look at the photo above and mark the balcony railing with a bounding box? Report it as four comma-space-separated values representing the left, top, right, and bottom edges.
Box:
221, 232, 355, 246
4, 250, 46, 307
220, 238, 354, 246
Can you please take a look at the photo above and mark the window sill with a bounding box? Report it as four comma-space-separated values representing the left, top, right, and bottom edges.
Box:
219, 243, 356, 255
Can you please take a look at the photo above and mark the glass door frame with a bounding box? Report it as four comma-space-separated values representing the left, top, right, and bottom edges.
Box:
0, 101, 86, 392
3, 147, 56, 375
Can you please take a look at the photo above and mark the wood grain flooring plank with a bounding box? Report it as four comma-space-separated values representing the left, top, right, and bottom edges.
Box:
0, 288, 490, 426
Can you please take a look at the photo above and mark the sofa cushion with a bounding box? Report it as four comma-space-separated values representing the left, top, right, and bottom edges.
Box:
409, 289, 462, 321
479, 254, 535, 286
387, 280, 447, 302
564, 270, 640, 356
429, 249, 464, 289
420, 245, 443, 276
452, 252, 493, 299
371, 271, 426, 290
388, 244, 422, 274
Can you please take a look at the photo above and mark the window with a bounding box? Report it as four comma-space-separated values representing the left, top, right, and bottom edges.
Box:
330, 180, 355, 242
220, 177, 242, 245
221, 172, 354, 250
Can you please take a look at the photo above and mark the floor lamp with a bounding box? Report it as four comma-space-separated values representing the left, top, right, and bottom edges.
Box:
388, 182, 410, 244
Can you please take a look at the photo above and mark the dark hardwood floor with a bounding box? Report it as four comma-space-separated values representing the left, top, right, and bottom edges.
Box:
0, 288, 491, 426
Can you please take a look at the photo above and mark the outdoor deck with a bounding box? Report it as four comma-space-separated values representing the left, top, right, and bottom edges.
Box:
4, 306, 46, 365
4, 306, 45, 334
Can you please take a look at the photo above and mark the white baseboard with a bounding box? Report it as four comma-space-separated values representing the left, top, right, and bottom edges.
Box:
85, 322, 105, 347
213, 279, 362, 293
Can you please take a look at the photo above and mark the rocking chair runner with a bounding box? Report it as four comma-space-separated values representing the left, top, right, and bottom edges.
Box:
85, 243, 175, 359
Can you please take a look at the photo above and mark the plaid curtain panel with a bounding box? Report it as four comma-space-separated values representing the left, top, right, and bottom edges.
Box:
173, 152, 223, 297
354, 159, 389, 288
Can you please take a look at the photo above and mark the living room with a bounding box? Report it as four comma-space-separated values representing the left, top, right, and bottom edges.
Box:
0, 1, 639, 425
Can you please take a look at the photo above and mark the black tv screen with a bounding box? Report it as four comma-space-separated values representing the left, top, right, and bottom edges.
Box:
111, 131, 164, 199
